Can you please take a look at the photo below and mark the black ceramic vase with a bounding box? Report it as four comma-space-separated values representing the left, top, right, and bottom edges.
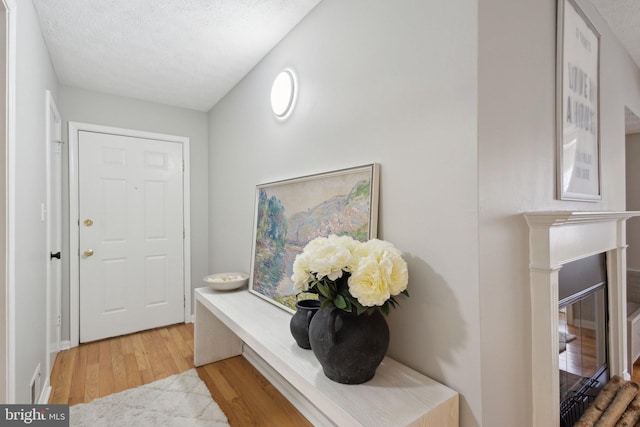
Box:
290, 299, 321, 349
308, 304, 389, 384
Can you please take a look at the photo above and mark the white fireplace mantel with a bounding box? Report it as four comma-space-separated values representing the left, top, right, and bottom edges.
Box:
524, 211, 640, 427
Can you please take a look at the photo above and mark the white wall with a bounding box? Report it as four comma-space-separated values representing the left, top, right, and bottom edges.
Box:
58, 86, 209, 341
14, 0, 59, 402
207, 0, 481, 425
479, 0, 640, 425
0, 0, 9, 403
627, 132, 640, 270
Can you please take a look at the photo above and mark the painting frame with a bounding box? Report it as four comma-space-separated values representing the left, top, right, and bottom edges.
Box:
556, 0, 601, 201
248, 163, 380, 313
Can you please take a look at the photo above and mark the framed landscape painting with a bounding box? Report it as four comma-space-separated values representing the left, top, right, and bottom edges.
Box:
249, 164, 380, 313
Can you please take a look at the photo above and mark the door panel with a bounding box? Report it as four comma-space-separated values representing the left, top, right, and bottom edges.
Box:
79, 131, 184, 343
47, 95, 62, 376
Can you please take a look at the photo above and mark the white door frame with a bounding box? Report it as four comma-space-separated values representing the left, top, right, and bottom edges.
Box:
2, 0, 16, 404
45, 90, 61, 379
68, 122, 192, 348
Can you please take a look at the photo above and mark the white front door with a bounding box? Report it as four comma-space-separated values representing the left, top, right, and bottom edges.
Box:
78, 131, 184, 343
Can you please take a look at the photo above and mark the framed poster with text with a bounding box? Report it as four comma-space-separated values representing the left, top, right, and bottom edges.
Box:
557, 0, 601, 201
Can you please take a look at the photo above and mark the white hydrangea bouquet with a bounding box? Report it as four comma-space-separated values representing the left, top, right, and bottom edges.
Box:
291, 235, 409, 316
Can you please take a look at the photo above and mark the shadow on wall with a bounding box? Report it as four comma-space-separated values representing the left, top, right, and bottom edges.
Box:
388, 254, 477, 426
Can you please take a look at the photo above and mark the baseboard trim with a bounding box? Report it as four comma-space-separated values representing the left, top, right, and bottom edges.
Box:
60, 340, 71, 351
38, 378, 51, 404
242, 346, 332, 427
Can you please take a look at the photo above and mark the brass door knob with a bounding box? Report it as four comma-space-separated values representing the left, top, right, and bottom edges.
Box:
84, 249, 94, 257
84, 219, 93, 227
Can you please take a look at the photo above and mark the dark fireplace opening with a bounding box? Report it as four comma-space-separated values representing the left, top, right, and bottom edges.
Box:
558, 253, 609, 426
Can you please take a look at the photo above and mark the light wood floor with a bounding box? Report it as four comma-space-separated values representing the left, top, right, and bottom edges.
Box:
49, 323, 311, 426
559, 327, 600, 378
633, 361, 640, 385
557, 314, 640, 388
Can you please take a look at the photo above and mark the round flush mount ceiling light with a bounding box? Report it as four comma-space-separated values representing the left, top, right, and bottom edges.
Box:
270, 69, 296, 119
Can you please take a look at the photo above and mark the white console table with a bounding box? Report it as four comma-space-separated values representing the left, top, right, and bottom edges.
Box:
194, 287, 459, 427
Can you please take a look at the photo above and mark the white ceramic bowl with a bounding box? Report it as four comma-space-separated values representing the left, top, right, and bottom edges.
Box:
203, 272, 249, 291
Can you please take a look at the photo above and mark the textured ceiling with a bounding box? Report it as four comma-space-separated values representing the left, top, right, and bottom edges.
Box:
626, 107, 640, 135
591, 0, 640, 70
32, 0, 323, 112
30, 1, 640, 120
590, 0, 640, 134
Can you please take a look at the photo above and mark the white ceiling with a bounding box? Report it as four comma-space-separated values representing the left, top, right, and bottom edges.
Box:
32, 0, 323, 112
625, 107, 640, 135
590, 0, 640, 134
31, 0, 640, 125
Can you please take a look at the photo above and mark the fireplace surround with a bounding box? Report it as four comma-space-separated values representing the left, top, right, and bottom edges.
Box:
524, 211, 640, 426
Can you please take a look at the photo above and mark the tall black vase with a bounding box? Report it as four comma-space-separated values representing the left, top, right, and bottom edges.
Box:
308, 304, 389, 384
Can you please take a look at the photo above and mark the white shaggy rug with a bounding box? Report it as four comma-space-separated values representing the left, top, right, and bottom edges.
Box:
559, 330, 577, 353
70, 369, 229, 427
